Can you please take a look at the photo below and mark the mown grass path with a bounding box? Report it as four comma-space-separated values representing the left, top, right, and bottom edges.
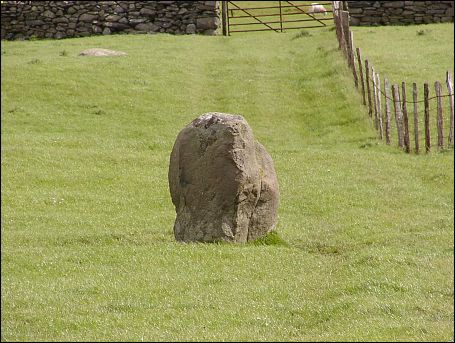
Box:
1, 26, 453, 341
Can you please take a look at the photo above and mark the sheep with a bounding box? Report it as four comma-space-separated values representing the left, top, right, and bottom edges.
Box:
309, 3, 328, 15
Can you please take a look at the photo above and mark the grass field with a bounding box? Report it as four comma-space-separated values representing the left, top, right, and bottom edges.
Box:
351, 23, 454, 86
350, 23, 454, 158
1, 24, 454, 341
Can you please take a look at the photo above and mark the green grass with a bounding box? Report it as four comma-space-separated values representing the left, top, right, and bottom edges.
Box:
351, 23, 455, 153
1, 25, 454, 341
351, 23, 454, 85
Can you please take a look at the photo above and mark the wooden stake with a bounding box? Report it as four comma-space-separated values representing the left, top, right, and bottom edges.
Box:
349, 31, 358, 88
392, 84, 404, 148
340, 10, 350, 59
447, 71, 454, 146
413, 82, 419, 153
372, 67, 378, 130
376, 72, 383, 140
365, 59, 373, 118
424, 83, 431, 152
221, 1, 228, 36
402, 82, 411, 153
384, 77, 391, 145
356, 47, 366, 105
341, 11, 351, 65
435, 81, 444, 149
333, 3, 342, 50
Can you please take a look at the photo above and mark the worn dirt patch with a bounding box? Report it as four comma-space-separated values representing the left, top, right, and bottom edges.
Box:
79, 48, 127, 57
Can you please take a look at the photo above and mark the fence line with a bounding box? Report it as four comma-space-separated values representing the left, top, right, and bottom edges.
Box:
333, 1, 454, 154
412, 82, 419, 153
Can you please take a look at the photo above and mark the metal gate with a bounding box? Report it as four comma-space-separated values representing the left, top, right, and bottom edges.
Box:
221, 1, 335, 35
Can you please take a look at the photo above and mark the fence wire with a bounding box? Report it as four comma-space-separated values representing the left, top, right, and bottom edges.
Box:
333, 4, 454, 152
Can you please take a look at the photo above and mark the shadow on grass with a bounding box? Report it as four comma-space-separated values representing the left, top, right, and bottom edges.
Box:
208, 231, 289, 247
248, 230, 289, 247
54, 231, 171, 247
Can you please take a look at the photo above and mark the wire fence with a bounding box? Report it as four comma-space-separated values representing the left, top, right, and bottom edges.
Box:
333, 1, 455, 154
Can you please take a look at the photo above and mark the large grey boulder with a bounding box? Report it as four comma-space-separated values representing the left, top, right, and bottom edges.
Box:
168, 113, 279, 243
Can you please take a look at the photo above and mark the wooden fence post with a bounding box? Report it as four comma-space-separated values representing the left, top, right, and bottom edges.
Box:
372, 67, 379, 130
376, 72, 383, 139
338, 10, 348, 57
384, 77, 391, 144
434, 81, 444, 149
402, 82, 411, 153
341, 1, 349, 10
341, 11, 351, 65
424, 83, 431, 152
221, 1, 228, 36
356, 48, 366, 105
392, 84, 404, 148
349, 31, 358, 88
413, 82, 419, 153
365, 59, 373, 118
333, 2, 342, 50
447, 71, 454, 146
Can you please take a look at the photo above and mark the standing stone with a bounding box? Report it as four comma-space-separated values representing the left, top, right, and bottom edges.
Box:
168, 113, 279, 243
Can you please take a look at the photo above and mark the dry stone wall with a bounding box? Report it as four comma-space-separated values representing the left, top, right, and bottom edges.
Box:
347, 1, 454, 26
1, 1, 220, 40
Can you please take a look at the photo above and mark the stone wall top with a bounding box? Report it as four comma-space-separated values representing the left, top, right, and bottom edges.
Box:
347, 1, 454, 26
1, 1, 220, 40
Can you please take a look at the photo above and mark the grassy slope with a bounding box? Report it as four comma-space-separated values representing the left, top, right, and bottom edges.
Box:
351, 23, 454, 86
352, 23, 455, 154
1, 26, 454, 341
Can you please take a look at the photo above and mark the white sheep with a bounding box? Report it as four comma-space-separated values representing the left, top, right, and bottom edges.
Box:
309, 3, 328, 15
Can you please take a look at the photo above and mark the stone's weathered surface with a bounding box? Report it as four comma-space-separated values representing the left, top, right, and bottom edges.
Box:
186, 23, 196, 34
79, 48, 127, 56
42, 10, 55, 18
196, 16, 219, 30
1, 1, 220, 40
347, 1, 453, 26
135, 22, 159, 32
79, 13, 98, 23
140, 8, 156, 17
169, 113, 279, 243
54, 32, 66, 39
